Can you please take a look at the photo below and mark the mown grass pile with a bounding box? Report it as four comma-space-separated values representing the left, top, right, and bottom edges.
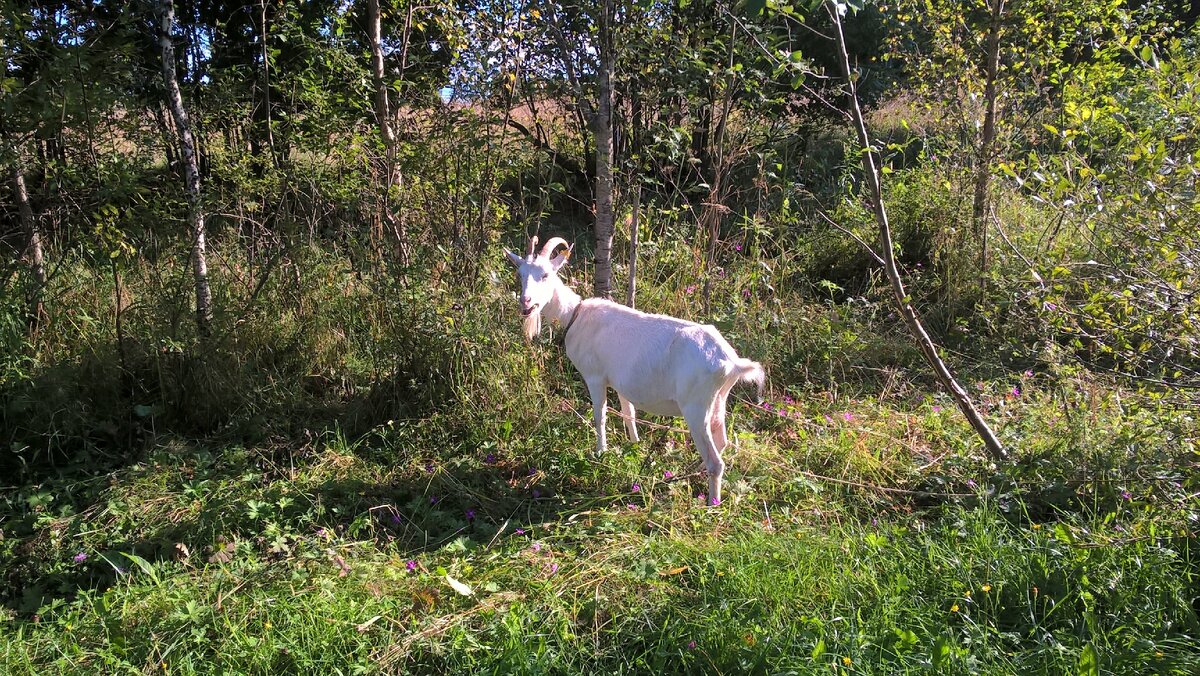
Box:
2, 225, 1197, 674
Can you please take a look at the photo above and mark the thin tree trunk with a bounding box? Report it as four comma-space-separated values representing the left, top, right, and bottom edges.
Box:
258, 0, 277, 167
156, 0, 213, 336
11, 159, 47, 328
627, 86, 643, 309
367, 0, 408, 264
700, 21, 738, 317
593, 0, 615, 299
626, 183, 640, 308
828, 3, 1007, 462
971, 0, 1005, 278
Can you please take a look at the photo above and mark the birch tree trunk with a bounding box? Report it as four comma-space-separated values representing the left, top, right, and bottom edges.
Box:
258, 0, 277, 167
11, 159, 47, 328
971, 0, 1005, 278
626, 184, 640, 308
367, 0, 408, 263
828, 3, 1007, 462
626, 87, 643, 309
156, 0, 213, 335
593, 0, 615, 299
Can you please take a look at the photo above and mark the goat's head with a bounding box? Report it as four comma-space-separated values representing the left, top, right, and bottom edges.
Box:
504, 236, 572, 342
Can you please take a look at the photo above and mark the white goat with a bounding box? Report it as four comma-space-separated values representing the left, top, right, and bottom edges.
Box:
505, 236, 765, 505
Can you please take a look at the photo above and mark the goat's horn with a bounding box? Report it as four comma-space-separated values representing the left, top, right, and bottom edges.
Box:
539, 237, 570, 259
526, 235, 539, 258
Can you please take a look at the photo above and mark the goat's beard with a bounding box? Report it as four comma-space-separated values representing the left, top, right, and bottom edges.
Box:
522, 310, 541, 343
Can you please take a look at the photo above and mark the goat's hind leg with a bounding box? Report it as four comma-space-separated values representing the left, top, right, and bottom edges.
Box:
683, 404, 724, 505
709, 388, 731, 453
617, 394, 639, 443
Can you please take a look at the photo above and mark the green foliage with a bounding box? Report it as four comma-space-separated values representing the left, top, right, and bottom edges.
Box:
3, 0, 1200, 672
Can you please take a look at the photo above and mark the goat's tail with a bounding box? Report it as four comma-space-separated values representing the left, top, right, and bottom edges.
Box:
732, 358, 766, 403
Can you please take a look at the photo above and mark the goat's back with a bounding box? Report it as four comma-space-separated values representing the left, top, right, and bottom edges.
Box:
564, 300, 749, 413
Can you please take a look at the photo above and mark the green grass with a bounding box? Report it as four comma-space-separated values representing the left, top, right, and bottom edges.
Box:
3, 367, 1197, 674
2, 234, 1198, 674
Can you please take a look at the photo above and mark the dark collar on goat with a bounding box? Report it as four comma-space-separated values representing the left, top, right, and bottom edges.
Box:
557, 302, 583, 344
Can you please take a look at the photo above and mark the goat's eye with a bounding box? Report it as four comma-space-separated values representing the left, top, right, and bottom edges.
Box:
541, 273, 549, 281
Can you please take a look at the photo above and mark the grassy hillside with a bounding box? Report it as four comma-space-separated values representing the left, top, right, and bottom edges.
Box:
2, 232, 1197, 674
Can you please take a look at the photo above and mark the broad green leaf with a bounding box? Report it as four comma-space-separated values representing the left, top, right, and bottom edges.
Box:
1077, 644, 1099, 676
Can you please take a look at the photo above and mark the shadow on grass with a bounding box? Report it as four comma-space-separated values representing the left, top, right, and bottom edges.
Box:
0, 417, 623, 617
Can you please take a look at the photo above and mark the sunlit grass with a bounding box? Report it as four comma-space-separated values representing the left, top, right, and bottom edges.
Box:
3, 237, 1197, 674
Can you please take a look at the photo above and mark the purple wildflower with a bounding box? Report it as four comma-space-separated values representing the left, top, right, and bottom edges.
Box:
742, 288, 751, 298
932, 405, 942, 413
1045, 302, 1057, 311
548, 562, 559, 574
688, 640, 697, 650
735, 244, 743, 251
842, 411, 854, 422
1010, 386, 1020, 397
1023, 370, 1033, 378
73, 552, 88, 564
425, 461, 435, 473
824, 414, 833, 424
710, 496, 721, 506
528, 467, 537, 476
663, 470, 674, 480
515, 528, 526, 535
686, 285, 696, 294
391, 513, 402, 525
783, 395, 795, 405
966, 479, 977, 489
531, 542, 542, 552
406, 560, 417, 571
698, 493, 706, 503
466, 509, 476, 520
485, 453, 496, 464
430, 495, 439, 505
1121, 490, 1132, 501
631, 483, 640, 493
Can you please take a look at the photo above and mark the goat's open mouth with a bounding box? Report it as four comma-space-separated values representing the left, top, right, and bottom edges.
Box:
521, 304, 539, 317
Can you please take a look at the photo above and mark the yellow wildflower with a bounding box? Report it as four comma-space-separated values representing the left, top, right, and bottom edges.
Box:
842, 656, 853, 666
950, 604, 960, 613
982, 584, 992, 592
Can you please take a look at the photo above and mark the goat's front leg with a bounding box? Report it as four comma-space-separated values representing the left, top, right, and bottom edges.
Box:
617, 394, 639, 443
585, 377, 608, 456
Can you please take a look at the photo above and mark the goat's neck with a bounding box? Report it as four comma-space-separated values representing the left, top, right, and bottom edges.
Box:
545, 283, 583, 327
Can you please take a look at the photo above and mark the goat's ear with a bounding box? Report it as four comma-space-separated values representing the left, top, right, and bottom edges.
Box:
549, 246, 572, 272
504, 249, 523, 268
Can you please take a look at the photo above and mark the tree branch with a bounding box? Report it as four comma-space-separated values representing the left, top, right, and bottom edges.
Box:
827, 1, 1007, 462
